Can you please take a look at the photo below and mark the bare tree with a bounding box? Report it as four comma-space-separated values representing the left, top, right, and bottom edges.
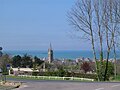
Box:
93, 0, 106, 81
68, 0, 120, 81
102, 0, 120, 81
114, 0, 120, 79
68, 0, 100, 80
110, 0, 120, 79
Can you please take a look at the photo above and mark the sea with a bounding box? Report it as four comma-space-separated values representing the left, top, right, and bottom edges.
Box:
2, 50, 120, 60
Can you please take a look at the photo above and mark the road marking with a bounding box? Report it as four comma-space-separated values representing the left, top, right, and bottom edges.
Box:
95, 88, 104, 90
111, 84, 120, 87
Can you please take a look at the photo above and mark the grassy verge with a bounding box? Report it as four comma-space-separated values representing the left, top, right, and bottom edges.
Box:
113, 75, 120, 81
7, 75, 45, 80
0, 85, 15, 90
108, 75, 120, 82
6, 75, 94, 82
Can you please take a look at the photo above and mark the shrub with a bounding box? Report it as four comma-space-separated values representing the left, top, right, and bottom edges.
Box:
81, 62, 91, 73
32, 72, 39, 76
38, 71, 97, 80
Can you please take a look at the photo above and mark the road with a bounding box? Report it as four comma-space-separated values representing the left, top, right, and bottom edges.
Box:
8, 79, 120, 90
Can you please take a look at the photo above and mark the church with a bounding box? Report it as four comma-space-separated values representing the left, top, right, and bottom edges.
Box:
48, 43, 54, 63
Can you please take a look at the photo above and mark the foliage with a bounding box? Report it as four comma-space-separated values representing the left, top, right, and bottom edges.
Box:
97, 61, 114, 81
36, 71, 97, 80
0, 54, 11, 82
21, 54, 33, 68
116, 60, 120, 75
114, 75, 120, 81
33, 56, 44, 71
0, 54, 11, 75
34, 56, 44, 65
81, 62, 91, 73
11, 54, 44, 68
68, 0, 120, 81
57, 68, 66, 77
12, 55, 21, 68
32, 72, 39, 76
106, 62, 114, 80
72, 73, 97, 80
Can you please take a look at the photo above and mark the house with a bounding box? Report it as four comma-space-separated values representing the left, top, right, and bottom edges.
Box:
12, 68, 39, 76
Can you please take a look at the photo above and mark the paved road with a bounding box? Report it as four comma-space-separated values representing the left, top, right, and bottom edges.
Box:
9, 79, 120, 90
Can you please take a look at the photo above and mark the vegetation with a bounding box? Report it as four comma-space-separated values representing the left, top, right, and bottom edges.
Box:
11, 54, 44, 68
0, 54, 11, 82
7, 75, 94, 81
0, 52, 117, 82
10, 54, 114, 81
81, 62, 91, 73
31, 70, 97, 80
68, 0, 120, 81
114, 75, 120, 81
97, 61, 114, 81
0, 54, 44, 82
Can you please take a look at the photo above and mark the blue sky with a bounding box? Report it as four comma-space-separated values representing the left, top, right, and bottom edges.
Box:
0, 0, 91, 51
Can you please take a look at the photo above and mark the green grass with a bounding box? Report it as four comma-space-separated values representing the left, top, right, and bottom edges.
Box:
114, 75, 120, 81
0, 85, 15, 90
6, 75, 94, 82
7, 75, 44, 80
7, 75, 66, 81
109, 75, 120, 82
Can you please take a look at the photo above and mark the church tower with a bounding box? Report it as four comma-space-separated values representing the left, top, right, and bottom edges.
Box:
48, 43, 53, 63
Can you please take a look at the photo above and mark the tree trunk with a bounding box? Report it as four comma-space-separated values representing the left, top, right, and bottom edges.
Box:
113, 37, 117, 79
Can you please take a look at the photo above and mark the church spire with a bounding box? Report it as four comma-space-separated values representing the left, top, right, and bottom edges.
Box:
48, 43, 53, 63
50, 43, 52, 50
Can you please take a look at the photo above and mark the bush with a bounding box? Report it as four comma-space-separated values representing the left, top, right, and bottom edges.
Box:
70, 73, 97, 80
64, 77, 70, 80
38, 71, 97, 80
32, 72, 39, 76
81, 62, 91, 73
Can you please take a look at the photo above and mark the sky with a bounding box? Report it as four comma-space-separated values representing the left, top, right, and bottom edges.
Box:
0, 0, 91, 51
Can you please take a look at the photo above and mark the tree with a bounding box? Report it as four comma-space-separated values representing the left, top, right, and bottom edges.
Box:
57, 68, 66, 77
0, 54, 11, 82
111, 0, 120, 79
68, 0, 100, 81
99, 61, 114, 80
102, 0, 120, 81
81, 62, 91, 73
32, 56, 44, 71
34, 56, 44, 65
0, 54, 11, 74
21, 54, 33, 68
68, 0, 120, 81
12, 55, 22, 68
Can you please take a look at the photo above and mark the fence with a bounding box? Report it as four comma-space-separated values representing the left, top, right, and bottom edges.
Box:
17, 75, 94, 81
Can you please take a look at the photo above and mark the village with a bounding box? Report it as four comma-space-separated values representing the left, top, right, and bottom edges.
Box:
0, 45, 119, 82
